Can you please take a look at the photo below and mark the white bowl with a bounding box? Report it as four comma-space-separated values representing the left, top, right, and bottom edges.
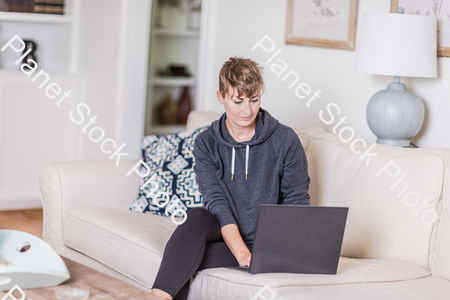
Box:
55, 288, 90, 300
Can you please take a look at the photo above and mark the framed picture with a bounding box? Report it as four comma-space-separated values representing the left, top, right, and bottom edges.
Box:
391, 0, 450, 57
285, 0, 358, 50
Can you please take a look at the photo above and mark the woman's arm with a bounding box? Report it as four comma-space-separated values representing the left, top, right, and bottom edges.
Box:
194, 134, 251, 266
281, 129, 311, 205
194, 135, 237, 227
221, 224, 252, 267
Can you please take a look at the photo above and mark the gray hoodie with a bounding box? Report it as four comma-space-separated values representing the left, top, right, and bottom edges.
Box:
193, 107, 310, 248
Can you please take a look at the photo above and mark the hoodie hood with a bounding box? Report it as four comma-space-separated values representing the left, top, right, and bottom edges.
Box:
208, 108, 280, 180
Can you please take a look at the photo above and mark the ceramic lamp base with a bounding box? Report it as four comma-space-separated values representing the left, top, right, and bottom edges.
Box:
376, 138, 410, 147
366, 79, 424, 147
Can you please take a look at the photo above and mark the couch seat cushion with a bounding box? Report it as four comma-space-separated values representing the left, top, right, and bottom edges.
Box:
278, 277, 450, 300
62, 206, 178, 288
189, 257, 431, 300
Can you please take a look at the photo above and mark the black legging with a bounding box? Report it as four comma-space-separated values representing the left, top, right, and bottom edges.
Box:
152, 207, 245, 300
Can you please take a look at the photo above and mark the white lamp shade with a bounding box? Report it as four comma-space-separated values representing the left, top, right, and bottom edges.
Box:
354, 12, 437, 78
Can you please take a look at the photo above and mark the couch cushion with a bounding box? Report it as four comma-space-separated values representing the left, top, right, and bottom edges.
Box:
186, 111, 221, 132
307, 132, 448, 270
62, 207, 178, 288
294, 127, 325, 152
188, 257, 431, 300
277, 277, 450, 300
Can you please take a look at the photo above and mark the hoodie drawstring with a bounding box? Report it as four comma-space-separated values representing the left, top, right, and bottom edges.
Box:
245, 145, 249, 180
231, 145, 249, 181
231, 147, 235, 180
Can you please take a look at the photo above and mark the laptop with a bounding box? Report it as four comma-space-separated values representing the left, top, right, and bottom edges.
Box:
228, 205, 348, 274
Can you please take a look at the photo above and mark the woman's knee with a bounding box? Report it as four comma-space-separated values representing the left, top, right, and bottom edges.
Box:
187, 207, 213, 220
185, 208, 219, 228
168, 207, 222, 246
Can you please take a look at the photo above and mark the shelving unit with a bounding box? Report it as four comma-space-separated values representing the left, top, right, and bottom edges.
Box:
0, 11, 72, 23
144, 0, 202, 135
152, 28, 199, 38
150, 76, 196, 87
0, 1, 88, 210
0, 0, 78, 73
150, 125, 190, 136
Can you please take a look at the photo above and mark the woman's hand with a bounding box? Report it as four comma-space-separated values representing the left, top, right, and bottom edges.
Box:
236, 252, 252, 267
221, 224, 252, 267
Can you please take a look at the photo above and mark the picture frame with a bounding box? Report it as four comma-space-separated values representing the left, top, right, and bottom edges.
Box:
391, 0, 450, 57
285, 0, 358, 50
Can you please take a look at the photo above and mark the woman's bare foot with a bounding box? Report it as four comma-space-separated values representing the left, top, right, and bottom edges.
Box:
151, 288, 172, 300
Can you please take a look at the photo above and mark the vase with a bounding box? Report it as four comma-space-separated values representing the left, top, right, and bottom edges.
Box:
178, 87, 191, 124
186, 9, 201, 30
160, 3, 186, 29
157, 94, 179, 125
22, 40, 37, 66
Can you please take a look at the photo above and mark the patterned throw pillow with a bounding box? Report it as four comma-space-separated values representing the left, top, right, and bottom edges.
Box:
130, 126, 208, 217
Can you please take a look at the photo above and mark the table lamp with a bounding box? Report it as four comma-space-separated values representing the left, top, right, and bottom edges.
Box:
353, 8, 437, 147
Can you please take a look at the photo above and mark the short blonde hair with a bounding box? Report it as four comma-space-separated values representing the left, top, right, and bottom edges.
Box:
219, 57, 265, 99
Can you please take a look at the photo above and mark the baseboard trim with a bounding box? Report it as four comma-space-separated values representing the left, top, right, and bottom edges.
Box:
0, 198, 42, 211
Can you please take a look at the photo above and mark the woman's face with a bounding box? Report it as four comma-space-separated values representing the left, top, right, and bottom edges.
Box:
217, 88, 261, 130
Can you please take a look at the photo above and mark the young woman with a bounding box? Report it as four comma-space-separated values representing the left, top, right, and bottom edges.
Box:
150, 57, 310, 300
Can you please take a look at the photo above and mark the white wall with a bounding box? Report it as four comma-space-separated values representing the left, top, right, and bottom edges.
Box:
115, 0, 152, 159
76, 0, 150, 160
197, 0, 450, 148
0, 0, 149, 210
76, 0, 122, 159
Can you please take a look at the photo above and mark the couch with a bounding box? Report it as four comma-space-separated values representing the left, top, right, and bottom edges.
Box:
38, 110, 450, 299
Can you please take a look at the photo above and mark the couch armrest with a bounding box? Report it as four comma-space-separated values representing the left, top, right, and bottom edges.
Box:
38, 159, 141, 247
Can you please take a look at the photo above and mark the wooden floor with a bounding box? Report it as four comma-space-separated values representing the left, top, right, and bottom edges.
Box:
0, 209, 43, 238
2, 256, 159, 300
